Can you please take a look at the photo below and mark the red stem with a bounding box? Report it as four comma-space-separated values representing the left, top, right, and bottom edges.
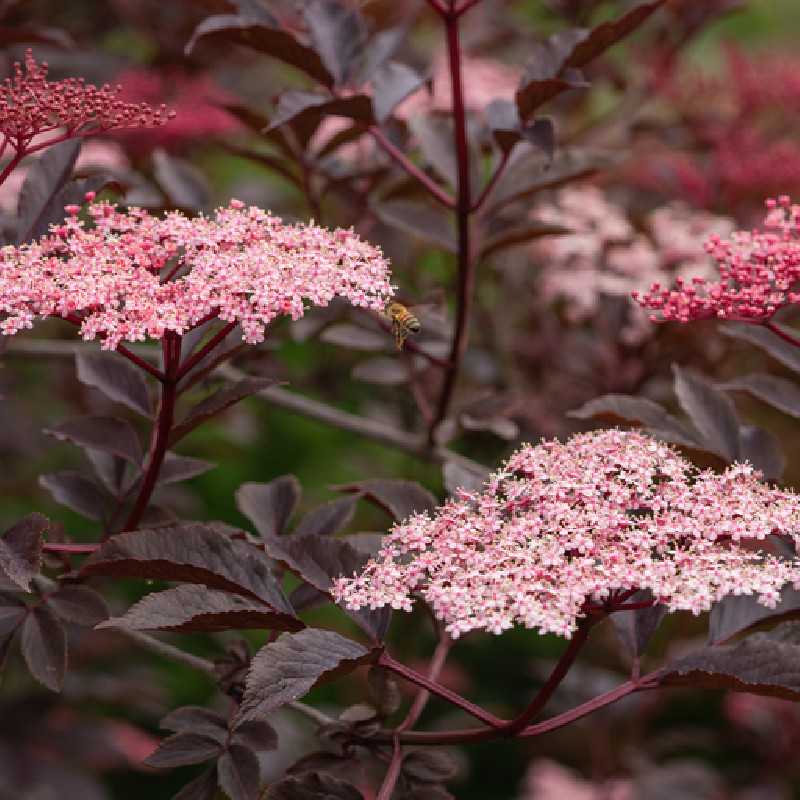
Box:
501, 617, 596, 736
0, 150, 24, 189
427, 9, 475, 442
42, 542, 99, 554
116, 344, 165, 382
764, 320, 800, 349
121, 333, 181, 533
471, 150, 510, 213
368, 126, 455, 210
378, 651, 504, 728
176, 321, 237, 381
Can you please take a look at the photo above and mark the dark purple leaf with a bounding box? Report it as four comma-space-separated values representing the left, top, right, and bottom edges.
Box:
269, 773, 365, 800
480, 219, 570, 259
85, 449, 129, 496
231, 719, 278, 752
293, 496, 358, 537
0, 594, 27, 636
352, 357, 408, 386
288, 583, 327, 613
721, 323, 800, 374
44, 415, 143, 465
171, 378, 278, 445
320, 324, 387, 351
81, 523, 294, 615
631, 761, 723, 800
99, 584, 302, 633
75, 350, 152, 417
0, 513, 47, 591
371, 199, 456, 252
610, 590, 666, 658
407, 114, 457, 186
442, 460, 489, 496
401, 748, 458, 783
160, 706, 228, 744
15, 139, 80, 244
39, 471, 113, 521
185, 14, 332, 87
673, 365, 740, 461
709, 585, 800, 645
485, 101, 555, 160
47, 585, 109, 626
0, 25, 74, 47
400, 787, 455, 800
239, 629, 373, 719
236, 476, 302, 538
738, 425, 785, 480
372, 61, 426, 123
304, 0, 366, 86
268, 91, 373, 134
158, 453, 216, 485
153, 150, 211, 211
662, 621, 800, 700
143, 733, 223, 769
21, 606, 66, 691
568, 394, 699, 448
721, 373, 800, 418
334, 479, 436, 522
172, 766, 219, 800
217, 744, 261, 800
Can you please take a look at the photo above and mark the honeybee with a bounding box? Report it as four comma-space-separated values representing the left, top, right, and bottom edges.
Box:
386, 301, 421, 350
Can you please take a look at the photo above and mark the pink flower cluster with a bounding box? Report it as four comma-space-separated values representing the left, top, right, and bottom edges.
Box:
0, 199, 394, 349
633, 196, 800, 323
1, 51, 172, 154
531, 186, 733, 343
334, 430, 800, 639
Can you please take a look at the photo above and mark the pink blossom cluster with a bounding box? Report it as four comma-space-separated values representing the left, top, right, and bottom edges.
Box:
531, 186, 733, 343
633, 196, 800, 323
0, 51, 172, 154
0, 199, 394, 349
334, 430, 800, 639
111, 67, 240, 153
519, 759, 632, 800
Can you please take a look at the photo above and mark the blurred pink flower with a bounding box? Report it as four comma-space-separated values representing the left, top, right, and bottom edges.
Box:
532, 186, 733, 343
634, 195, 800, 323
520, 759, 633, 800
0, 198, 394, 349
334, 429, 800, 639
111, 67, 240, 152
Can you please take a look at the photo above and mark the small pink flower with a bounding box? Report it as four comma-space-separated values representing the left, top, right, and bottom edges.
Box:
0, 199, 394, 350
334, 430, 800, 639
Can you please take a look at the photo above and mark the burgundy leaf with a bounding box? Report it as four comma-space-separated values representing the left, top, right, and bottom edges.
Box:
172, 766, 219, 800
351, 357, 408, 386
75, 350, 153, 417
480, 219, 571, 259
721, 323, 800, 374
0, 513, 47, 591
304, 0, 366, 86
47, 585, 109, 626
185, 13, 332, 87
239, 629, 374, 720
407, 114, 457, 187
143, 732, 223, 769
217, 744, 261, 800
269, 772, 365, 800
610, 590, 666, 658
0, 594, 27, 636
268, 91, 373, 134
21, 606, 66, 691
81, 523, 295, 615
401, 748, 458, 783
293, 496, 358, 538
170, 378, 278, 445
153, 150, 211, 212
720, 373, 800, 418
39, 471, 113, 521
673, 365, 740, 462
662, 622, 800, 700
98, 584, 303, 633
485, 100, 555, 159
231, 719, 278, 753
334, 479, 436, 522
442, 461, 489, 496
44, 416, 143, 465
15, 139, 80, 244
160, 706, 228, 744
738, 425, 785, 481
371, 61, 426, 124
371, 199, 456, 253
236, 476, 302, 538
320, 324, 388, 351
85, 449, 130, 496
709, 585, 800, 645
158, 453, 216, 486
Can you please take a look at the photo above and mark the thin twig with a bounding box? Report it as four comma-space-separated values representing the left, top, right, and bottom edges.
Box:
117, 629, 218, 676
764, 320, 800, 349
471, 150, 510, 213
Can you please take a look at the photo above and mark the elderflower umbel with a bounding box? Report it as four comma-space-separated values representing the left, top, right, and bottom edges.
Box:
1, 50, 172, 153
633, 196, 800, 323
0, 199, 394, 349
334, 430, 800, 639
